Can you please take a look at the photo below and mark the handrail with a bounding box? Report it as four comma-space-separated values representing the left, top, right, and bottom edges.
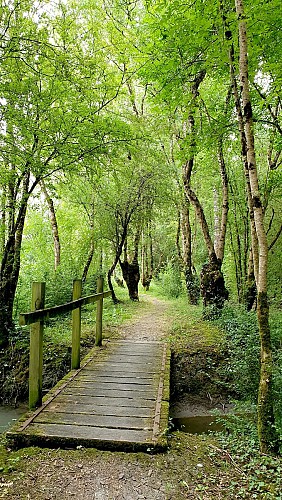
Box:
22, 277, 112, 410
19, 290, 112, 326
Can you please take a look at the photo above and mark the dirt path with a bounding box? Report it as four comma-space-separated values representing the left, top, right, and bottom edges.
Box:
118, 295, 170, 342
1, 295, 179, 500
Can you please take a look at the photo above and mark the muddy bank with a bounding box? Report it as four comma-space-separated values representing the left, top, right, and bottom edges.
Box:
170, 347, 235, 419
0, 340, 72, 406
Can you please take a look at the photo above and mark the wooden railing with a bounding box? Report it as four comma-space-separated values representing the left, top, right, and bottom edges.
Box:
19, 277, 111, 410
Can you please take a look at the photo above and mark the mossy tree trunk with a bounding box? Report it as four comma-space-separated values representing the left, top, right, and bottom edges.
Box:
120, 260, 140, 301
200, 256, 229, 312
235, 0, 278, 453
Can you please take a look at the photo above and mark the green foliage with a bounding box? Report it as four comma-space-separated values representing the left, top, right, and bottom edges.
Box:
213, 305, 282, 440
156, 262, 184, 299
213, 305, 260, 401
214, 417, 282, 497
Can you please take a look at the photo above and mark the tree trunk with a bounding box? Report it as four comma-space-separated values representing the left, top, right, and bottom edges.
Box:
141, 234, 151, 290
228, 39, 259, 307
235, 0, 278, 453
185, 184, 228, 311
181, 201, 199, 304
82, 237, 94, 283
120, 229, 141, 301
40, 180, 61, 271
82, 199, 95, 283
141, 224, 153, 291
215, 139, 229, 263
0, 188, 6, 254
107, 222, 128, 304
245, 250, 257, 310
257, 292, 277, 452
200, 256, 228, 314
0, 172, 30, 347
120, 260, 140, 301
181, 69, 228, 312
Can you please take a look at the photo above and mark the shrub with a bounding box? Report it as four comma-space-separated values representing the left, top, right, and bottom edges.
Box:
213, 305, 260, 401
213, 305, 282, 440
158, 262, 184, 299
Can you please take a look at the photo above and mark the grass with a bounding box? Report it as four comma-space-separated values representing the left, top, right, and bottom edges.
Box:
166, 296, 224, 353
147, 280, 224, 352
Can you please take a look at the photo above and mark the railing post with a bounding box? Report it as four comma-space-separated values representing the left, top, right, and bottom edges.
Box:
95, 276, 104, 347
29, 282, 45, 410
71, 279, 82, 370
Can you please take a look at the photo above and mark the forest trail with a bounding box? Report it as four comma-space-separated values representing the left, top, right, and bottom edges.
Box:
3, 295, 177, 500
118, 295, 171, 342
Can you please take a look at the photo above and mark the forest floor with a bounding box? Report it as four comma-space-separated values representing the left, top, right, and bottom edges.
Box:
0, 294, 281, 499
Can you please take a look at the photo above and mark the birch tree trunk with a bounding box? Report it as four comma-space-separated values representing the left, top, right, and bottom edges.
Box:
235, 0, 278, 453
0, 188, 6, 254
228, 42, 258, 309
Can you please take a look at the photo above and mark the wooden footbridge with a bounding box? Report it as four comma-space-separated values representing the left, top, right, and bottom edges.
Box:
7, 280, 170, 452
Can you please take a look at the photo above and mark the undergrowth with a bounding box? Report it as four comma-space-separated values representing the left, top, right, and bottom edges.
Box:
213, 416, 282, 498
213, 305, 282, 440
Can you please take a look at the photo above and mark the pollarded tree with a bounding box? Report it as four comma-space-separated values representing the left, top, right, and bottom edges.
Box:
100, 152, 159, 302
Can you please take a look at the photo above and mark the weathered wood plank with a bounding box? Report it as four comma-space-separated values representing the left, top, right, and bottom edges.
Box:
34, 412, 153, 430
63, 387, 156, 399
54, 394, 156, 408
111, 348, 162, 356
83, 364, 159, 373
76, 375, 155, 384
7, 340, 170, 452
99, 354, 162, 364
22, 422, 152, 443
70, 381, 153, 392
41, 402, 154, 418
